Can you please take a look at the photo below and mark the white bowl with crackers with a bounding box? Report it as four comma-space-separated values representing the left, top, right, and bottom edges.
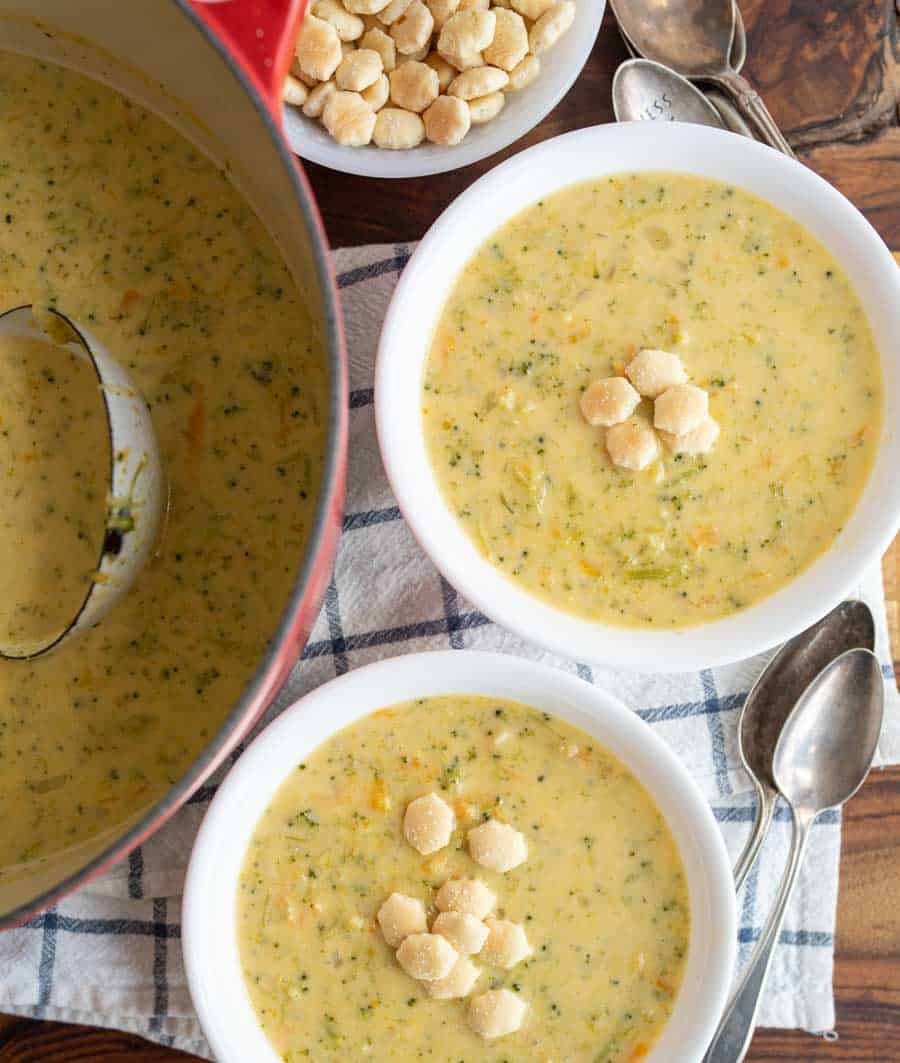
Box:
182, 651, 736, 1062
281, 0, 606, 177
376, 122, 900, 671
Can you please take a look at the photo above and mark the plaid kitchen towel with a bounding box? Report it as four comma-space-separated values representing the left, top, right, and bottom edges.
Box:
2, 242, 899, 1057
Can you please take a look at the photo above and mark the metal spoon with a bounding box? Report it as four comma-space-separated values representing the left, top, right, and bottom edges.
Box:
704, 648, 884, 1062
610, 0, 796, 157
612, 59, 725, 127
619, 0, 746, 71
617, 7, 755, 138
0, 305, 164, 660
692, 7, 754, 139
703, 89, 755, 138
723, 0, 746, 70
732, 599, 875, 891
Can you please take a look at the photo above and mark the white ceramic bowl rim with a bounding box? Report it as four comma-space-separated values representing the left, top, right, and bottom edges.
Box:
281, 0, 607, 178
183, 650, 736, 1063
375, 122, 900, 672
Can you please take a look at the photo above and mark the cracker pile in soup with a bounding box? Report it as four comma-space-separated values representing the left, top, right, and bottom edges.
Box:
238, 695, 690, 1061
0, 53, 327, 872
423, 174, 882, 627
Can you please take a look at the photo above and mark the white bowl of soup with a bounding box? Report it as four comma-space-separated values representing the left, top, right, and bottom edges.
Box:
183, 651, 736, 1062
376, 123, 900, 671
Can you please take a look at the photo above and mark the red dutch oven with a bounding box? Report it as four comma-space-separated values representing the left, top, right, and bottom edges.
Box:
0, 0, 347, 926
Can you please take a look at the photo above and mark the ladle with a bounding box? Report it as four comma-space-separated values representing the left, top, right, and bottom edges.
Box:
0, 305, 164, 659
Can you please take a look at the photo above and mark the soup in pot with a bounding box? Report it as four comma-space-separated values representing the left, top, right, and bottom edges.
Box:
0, 330, 110, 652
0, 53, 327, 872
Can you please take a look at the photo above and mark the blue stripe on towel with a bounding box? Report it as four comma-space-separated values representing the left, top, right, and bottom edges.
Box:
323, 578, 350, 677
127, 848, 144, 900
337, 250, 411, 290
701, 669, 733, 796
149, 899, 169, 1036
34, 909, 58, 1018
440, 576, 465, 651
24, 914, 181, 937
342, 505, 401, 532
637, 690, 744, 724
302, 611, 492, 660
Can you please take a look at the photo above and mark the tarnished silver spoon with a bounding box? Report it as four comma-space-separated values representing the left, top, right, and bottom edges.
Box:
618, 0, 747, 70
0, 305, 164, 660
612, 58, 726, 127
617, 5, 754, 138
704, 648, 884, 1062
610, 0, 796, 157
733, 599, 875, 890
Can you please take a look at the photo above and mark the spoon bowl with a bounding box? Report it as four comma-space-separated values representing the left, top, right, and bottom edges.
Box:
612, 58, 725, 127
740, 601, 875, 791
618, 0, 747, 72
732, 600, 875, 890
613, 0, 735, 76
774, 647, 884, 811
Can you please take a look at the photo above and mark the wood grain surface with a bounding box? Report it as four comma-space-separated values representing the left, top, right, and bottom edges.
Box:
2, 0, 899, 1058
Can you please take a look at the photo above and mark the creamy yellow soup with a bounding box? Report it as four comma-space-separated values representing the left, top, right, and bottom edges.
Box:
0, 332, 109, 652
238, 696, 690, 1061
0, 53, 326, 870
423, 175, 882, 627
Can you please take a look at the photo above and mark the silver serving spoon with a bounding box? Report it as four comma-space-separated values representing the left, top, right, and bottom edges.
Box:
0, 305, 164, 660
610, 0, 796, 157
704, 647, 884, 1062
732, 600, 875, 891
612, 58, 725, 127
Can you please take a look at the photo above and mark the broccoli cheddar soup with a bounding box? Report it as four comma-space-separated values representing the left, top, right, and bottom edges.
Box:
423, 174, 882, 627
0, 331, 110, 652
238, 696, 690, 1061
0, 53, 326, 874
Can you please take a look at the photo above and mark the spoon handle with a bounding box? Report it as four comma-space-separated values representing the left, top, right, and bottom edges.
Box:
732, 784, 776, 893
709, 71, 797, 158
703, 810, 813, 1062
703, 88, 756, 140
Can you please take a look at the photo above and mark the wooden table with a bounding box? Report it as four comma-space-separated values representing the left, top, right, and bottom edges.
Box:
2, 1, 898, 1058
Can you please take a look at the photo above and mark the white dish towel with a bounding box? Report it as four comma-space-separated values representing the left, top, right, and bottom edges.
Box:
2, 242, 899, 1058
